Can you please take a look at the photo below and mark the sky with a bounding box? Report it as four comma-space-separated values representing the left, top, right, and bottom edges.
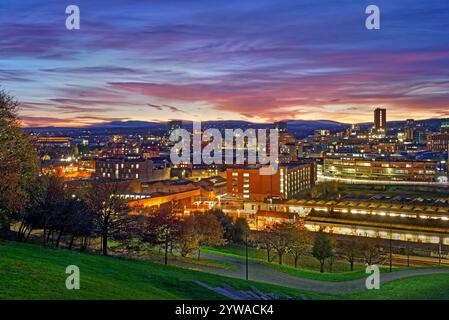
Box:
1, 0, 449, 127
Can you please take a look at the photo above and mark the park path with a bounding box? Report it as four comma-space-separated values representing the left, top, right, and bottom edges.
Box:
173, 252, 449, 295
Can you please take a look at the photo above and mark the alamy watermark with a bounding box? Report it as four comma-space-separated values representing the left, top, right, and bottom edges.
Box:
66, 5, 80, 30
65, 265, 80, 290
169, 121, 279, 175
365, 5, 380, 30
65, 4, 379, 31
365, 265, 380, 290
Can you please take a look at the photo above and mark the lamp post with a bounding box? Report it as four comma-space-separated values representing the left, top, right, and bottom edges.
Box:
245, 230, 249, 281
389, 224, 393, 273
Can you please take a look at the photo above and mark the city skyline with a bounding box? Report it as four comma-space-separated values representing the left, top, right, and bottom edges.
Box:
2, 0, 449, 127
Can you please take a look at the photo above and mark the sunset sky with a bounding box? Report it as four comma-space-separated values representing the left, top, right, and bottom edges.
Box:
1, 0, 449, 127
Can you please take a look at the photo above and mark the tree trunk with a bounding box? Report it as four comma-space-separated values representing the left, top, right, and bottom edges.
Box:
278, 252, 283, 265
17, 221, 25, 241
43, 222, 47, 248
320, 260, 324, 273
102, 228, 108, 256
164, 240, 169, 265
25, 228, 32, 242
197, 248, 201, 260
56, 229, 64, 248
68, 235, 75, 250
350, 260, 354, 271
294, 256, 298, 268
267, 249, 270, 262
46, 230, 52, 245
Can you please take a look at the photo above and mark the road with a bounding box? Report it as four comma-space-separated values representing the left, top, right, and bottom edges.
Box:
172, 252, 449, 295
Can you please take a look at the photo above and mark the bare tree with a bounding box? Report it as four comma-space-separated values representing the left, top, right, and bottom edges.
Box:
253, 228, 275, 263
289, 230, 312, 268
270, 222, 295, 265
360, 238, 386, 266
85, 181, 130, 256
337, 237, 363, 271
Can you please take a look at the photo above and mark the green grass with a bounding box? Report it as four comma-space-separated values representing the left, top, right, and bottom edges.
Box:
203, 244, 267, 261
203, 245, 369, 280
2, 240, 449, 300
347, 274, 449, 300
0, 240, 332, 300
203, 244, 416, 282
267, 263, 404, 282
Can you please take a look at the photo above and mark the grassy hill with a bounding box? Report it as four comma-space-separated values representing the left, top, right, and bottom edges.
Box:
2, 241, 449, 300
0, 241, 331, 300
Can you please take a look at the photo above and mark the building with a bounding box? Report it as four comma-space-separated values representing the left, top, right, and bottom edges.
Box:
142, 179, 197, 194
95, 157, 156, 181
427, 133, 449, 152
36, 136, 71, 147
274, 120, 288, 133
323, 157, 439, 182
427, 122, 449, 152
167, 120, 182, 136
314, 130, 331, 137
441, 122, 449, 134
374, 108, 387, 132
226, 162, 317, 201
230, 196, 449, 245
405, 119, 415, 142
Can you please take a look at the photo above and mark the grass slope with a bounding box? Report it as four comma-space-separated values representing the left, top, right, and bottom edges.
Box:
0, 241, 332, 300
2, 241, 448, 300
203, 245, 376, 281
347, 274, 449, 300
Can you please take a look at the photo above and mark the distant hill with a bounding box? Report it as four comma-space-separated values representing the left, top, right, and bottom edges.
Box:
88, 120, 164, 129
24, 118, 449, 138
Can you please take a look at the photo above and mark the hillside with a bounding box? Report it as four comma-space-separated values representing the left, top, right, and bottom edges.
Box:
0, 241, 329, 300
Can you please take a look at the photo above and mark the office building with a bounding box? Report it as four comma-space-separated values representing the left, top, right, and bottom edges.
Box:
226, 162, 317, 201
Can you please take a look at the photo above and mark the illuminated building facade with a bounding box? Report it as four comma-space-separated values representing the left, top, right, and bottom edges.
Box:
427, 133, 449, 152
374, 108, 387, 132
226, 162, 316, 201
95, 157, 155, 181
36, 136, 71, 147
323, 157, 439, 182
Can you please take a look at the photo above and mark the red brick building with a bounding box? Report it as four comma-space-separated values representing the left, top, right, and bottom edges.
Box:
226, 162, 316, 201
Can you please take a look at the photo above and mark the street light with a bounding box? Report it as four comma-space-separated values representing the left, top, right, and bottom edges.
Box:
389, 224, 393, 272
245, 230, 249, 281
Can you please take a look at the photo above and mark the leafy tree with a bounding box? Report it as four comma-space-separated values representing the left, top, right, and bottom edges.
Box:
0, 90, 38, 233
142, 204, 182, 265
18, 175, 66, 246
211, 209, 234, 242
84, 181, 130, 256
40, 176, 66, 247
232, 217, 250, 244
178, 217, 200, 257
191, 214, 225, 259
64, 198, 95, 250
312, 232, 333, 273
326, 236, 338, 273
15, 176, 47, 242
